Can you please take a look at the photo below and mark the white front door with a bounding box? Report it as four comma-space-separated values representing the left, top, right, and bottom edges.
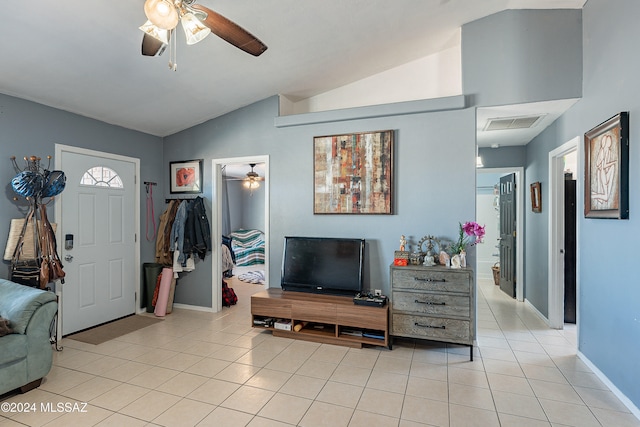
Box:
58, 149, 137, 335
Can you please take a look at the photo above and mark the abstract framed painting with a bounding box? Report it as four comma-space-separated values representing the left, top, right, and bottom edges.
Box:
170, 159, 203, 194
313, 130, 393, 214
584, 112, 629, 219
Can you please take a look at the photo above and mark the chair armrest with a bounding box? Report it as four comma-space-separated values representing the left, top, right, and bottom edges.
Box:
0, 279, 57, 334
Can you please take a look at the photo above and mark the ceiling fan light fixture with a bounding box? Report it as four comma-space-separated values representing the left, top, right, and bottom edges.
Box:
144, 0, 179, 30
243, 179, 260, 190
139, 20, 170, 44
181, 12, 211, 45
139, 1, 268, 70
243, 164, 261, 193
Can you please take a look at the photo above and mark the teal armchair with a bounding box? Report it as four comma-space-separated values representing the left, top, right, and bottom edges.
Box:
0, 279, 57, 395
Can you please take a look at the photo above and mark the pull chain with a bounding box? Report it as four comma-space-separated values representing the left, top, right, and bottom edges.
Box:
168, 28, 177, 71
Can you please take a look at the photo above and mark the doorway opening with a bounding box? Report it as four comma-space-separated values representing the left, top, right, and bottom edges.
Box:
548, 137, 579, 330
476, 167, 524, 301
212, 155, 269, 312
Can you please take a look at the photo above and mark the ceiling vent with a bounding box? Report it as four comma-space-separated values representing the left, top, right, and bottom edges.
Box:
484, 115, 545, 131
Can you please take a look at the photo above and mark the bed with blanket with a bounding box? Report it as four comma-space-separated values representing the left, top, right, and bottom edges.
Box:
229, 229, 265, 267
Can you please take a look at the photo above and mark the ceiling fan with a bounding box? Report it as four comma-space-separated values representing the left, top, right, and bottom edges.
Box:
223, 163, 264, 193
243, 163, 263, 189
140, 0, 267, 68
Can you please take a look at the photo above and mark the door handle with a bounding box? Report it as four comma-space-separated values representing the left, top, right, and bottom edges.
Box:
64, 255, 74, 262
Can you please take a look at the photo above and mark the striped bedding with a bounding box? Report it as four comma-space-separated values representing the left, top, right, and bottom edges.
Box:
230, 229, 265, 266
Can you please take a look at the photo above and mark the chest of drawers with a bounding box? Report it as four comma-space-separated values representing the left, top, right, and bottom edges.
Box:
390, 265, 475, 360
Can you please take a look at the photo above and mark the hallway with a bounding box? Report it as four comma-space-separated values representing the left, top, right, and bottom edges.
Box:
475, 278, 637, 426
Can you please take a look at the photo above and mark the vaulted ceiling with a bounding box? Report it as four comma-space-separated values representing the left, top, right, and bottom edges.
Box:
0, 1, 585, 138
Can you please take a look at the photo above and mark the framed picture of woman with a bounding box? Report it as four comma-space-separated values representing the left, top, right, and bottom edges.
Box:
584, 112, 629, 219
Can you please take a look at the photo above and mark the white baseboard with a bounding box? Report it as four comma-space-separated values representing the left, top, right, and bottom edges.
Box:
525, 299, 639, 420
171, 302, 215, 313
524, 298, 551, 327
138, 303, 216, 313
577, 351, 640, 421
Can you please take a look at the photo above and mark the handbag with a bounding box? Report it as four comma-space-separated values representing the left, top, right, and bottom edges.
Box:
41, 170, 66, 198
11, 170, 44, 198
12, 259, 42, 288
222, 279, 238, 307
39, 204, 65, 285
10, 206, 42, 288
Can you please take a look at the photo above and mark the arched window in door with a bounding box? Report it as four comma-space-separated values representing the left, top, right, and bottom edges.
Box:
80, 166, 123, 188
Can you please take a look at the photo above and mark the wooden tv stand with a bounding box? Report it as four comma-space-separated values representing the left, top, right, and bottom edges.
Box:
251, 288, 390, 349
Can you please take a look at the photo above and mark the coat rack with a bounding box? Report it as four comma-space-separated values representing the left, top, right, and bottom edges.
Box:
8, 155, 67, 281
8, 155, 67, 351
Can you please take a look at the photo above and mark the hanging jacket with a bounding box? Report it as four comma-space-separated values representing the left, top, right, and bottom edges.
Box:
181, 200, 196, 264
190, 196, 211, 260
155, 199, 179, 265
170, 200, 189, 266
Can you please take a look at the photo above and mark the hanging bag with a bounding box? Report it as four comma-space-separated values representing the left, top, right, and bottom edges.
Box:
39, 204, 65, 285
10, 206, 42, 288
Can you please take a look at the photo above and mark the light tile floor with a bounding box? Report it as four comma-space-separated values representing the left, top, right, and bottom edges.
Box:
1, 277, 639, 427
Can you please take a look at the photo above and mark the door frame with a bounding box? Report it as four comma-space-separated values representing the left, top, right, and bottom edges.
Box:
54, 144, 142, 336
477, 167, 524, 301
548, 136, 580, 330
212, 155, 269, 312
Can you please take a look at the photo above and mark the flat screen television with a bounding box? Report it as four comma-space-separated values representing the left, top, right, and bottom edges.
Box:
281, 236, 365, 296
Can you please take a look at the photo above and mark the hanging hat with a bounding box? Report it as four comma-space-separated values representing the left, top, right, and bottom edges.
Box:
11, 171, 43, 198
41, 170, 66, 198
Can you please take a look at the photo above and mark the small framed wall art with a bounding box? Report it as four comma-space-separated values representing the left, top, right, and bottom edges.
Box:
530, 182, 542, 213
313, 130, 393, 214
584, 112, 629, 219
170, 159, 203, 194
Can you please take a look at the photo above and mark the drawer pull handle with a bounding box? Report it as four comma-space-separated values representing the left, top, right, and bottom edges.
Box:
415, 299, 445, 306
415, 322, 445, 329
414, 277, 446, 283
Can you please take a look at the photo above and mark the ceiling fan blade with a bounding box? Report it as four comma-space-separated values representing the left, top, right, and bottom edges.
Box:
191, 4, 267, 57
142, 33, 167, 57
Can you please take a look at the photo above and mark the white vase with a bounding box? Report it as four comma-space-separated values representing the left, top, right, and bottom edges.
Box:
460, 250, 466, 268
451, 254, 461, 268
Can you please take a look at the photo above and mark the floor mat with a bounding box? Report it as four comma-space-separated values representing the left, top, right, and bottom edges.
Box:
238, 270, 265, 284
66, 314, 163, 345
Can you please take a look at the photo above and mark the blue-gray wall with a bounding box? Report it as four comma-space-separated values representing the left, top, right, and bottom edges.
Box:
164, 96, 477, 307
463, 9, 582, 107
523, 120, 556, 314
0, 93, 164, 304
226, 180, 265, 233
479, 146, 527, 169
523, 0, 640, 406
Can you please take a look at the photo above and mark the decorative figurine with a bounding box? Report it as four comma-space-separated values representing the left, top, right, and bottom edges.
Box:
394, 235, 409, 266
439, 251, 450, 266
423, 254, 436, 266
418, 235, 441, 265
410, 251, 423, 265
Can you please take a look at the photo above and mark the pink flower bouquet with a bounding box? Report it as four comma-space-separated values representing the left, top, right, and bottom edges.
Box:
452, 221, 485, 254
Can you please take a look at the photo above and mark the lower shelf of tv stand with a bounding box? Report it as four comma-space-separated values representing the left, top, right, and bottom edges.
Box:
251, 288, 390, 349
